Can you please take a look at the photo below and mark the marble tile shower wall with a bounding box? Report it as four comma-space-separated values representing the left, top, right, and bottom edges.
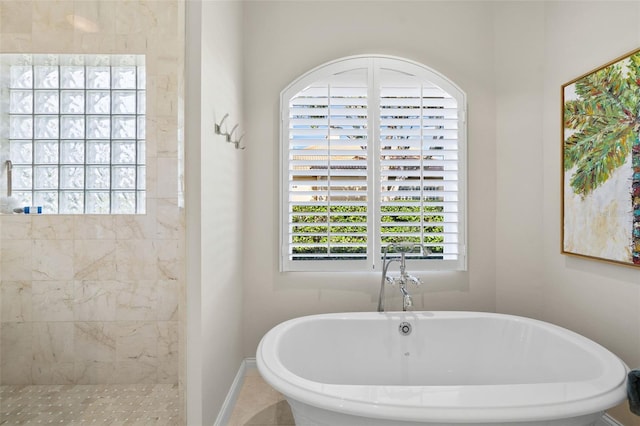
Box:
0, 0, 185, 386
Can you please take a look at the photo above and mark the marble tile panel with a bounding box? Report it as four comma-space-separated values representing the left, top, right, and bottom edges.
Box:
154, 75, 179, 117
156, 240, 180, 281
1, 240, 33, 281
31, 361, 75, 385
73, 361, 116, 385
115, 0, 156, 35
78, 32, 117, 53
157, 321, 178, 384
148, 0, 179, 33
115, 321, 157, 363
154, 55, 184, 82
73, 280, 121, 321
72, 0, 116, 34
32, 28, 74, 53
157, 360, 178, 385
113, 360, 157, 384
31, 281, 74, 321
0, 33, 33, 52
177, 236, 186, 280
115, 240, 157, 281
32, 239, 75, 281
115, 208, 157, 240
73, 216, 116, 240
0, 281, 32, 322
32, 322, 74, 364
144, 115, 159, 155
0, 215, 33, 240
157, 280, 179, 321
32, 0, 74, 33
115, 34, 148, 53
145, 156, 158, 199
31, 216, 74, 240
156, 199, 181, 240
115, 280, 157, 321
0, 0, 33, 34
1, 322, 33, 385
73, 239, 117, 280
156, 116, 179, 158
74, 322, 116, 363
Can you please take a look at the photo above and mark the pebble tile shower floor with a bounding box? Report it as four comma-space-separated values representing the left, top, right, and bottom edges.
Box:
0, 384, 179, 425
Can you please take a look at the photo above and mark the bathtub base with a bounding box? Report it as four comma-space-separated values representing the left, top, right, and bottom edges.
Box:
288, 399, 605, 426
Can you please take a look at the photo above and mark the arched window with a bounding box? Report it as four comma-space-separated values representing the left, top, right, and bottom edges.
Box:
280, 56, 466, 272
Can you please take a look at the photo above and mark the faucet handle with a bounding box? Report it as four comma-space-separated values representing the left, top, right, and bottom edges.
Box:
386, 276, 397, 285
407, 275, 422, 286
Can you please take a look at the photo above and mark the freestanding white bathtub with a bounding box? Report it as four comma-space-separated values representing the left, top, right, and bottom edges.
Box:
257, 311, 628, 426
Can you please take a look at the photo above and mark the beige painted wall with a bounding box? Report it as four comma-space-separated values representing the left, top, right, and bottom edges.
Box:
185, 1, 245, 424
542, 3, 640, 424
495, 2, 640, 424
242, 1, 640, 424
242, 0, 498, 356
494, 2, 546, 320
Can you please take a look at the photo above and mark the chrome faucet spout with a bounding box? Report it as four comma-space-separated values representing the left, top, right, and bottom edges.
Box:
399, 285, 412, 311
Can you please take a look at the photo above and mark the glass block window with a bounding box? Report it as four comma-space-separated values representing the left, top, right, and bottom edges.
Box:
1, 54, 145, 214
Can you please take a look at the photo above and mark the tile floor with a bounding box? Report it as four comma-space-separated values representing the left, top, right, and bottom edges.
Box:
0, 376, 288, 426
0, 384, 180, 425
0, 376, 620, 426
227, 369, 294, 426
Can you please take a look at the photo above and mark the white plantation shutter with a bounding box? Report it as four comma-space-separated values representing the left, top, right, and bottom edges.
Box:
281, 56, 466, 272
285, 66, 371, 270
378, 69, 461, 263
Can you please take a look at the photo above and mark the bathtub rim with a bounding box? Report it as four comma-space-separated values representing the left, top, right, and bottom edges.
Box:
256, 311, 629, 423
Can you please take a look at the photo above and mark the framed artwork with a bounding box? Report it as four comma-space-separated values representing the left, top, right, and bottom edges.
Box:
562, 48, 640, 267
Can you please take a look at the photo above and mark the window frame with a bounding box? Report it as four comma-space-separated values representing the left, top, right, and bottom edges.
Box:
280, 55, 467, 272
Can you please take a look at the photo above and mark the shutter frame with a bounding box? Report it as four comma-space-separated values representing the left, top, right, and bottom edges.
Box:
280, 55, 467, 272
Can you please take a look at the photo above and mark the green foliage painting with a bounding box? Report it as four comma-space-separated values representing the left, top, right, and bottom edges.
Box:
562, 48, 640, 266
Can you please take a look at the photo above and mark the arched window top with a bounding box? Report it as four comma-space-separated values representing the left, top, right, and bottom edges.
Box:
280, 55, 467, 272
282, 55, 465, 111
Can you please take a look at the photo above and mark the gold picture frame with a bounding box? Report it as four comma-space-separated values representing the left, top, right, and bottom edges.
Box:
561, 47, 640, 268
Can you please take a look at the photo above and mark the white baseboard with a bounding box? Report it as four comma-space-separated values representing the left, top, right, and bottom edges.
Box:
213, 358, 253, 426
245, 357, 257, 371
599, 413, 624, 426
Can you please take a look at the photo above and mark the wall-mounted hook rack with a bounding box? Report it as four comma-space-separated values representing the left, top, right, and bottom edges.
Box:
226, 123, 239, 143
214, 113, 229, 135
234, 134, 246, 150
214, 113, 245, 150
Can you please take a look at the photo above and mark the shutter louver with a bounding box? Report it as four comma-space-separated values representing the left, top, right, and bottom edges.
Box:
379, 70, 460, 261
287, 70, 369, 261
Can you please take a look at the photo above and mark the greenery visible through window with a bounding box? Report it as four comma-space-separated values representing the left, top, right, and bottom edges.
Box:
1, 54, 146, 214
280, 56, 467, 272
291, 205, 445, 259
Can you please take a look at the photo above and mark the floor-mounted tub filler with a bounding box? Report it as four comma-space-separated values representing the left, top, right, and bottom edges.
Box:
257, 311, 628, 426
